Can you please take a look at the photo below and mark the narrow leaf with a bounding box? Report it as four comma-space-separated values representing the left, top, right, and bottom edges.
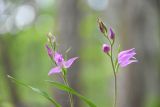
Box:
8, 75, 61, 107
46, 80, 97, 107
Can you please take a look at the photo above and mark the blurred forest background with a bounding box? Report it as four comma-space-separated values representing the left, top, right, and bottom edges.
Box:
0, 0, 160, 107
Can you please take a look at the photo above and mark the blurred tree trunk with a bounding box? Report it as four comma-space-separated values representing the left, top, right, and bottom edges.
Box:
0, 36, 24, 107
154, 0, 160, 106
107, 0, 160, 107
118, 1, 147, 106
55, 0, 81, 107
121, 0, 160, 107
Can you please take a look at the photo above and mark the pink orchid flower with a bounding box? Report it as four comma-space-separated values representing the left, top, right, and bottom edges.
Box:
48, 52, 78, 75
118, 48, 137, 67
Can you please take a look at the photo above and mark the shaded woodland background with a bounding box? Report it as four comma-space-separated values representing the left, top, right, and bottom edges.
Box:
0, 0, 160, 107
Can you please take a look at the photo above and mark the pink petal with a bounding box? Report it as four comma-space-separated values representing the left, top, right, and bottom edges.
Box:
120, 60, 138, 67
118, 53, 136, 63
118, 48, 135, 58
48, 66, 61, 75
63, 57, 78, 68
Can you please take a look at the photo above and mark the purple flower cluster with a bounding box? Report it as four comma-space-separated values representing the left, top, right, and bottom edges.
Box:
45, 34, 78, 76
101, 26, 137, 67
98, 19, 138, 107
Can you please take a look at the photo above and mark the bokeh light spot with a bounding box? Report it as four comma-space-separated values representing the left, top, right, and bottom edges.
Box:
15, 5, 36, 29
87, 0, 108, 11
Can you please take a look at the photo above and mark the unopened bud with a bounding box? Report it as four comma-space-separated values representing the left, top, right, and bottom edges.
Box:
45, 45, 53, 58
109, 28, 115, 40
98, 18, 107, 34
47, 32, 52, 37
47, 32, 56, 43
102, 44, 110, 53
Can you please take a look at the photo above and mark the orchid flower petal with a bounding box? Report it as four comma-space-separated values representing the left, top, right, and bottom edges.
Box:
48, 66, 61, 75
63, 57, 78, 68
120, 60, 138, 67
118, 48, 135, 58
118, 48, 137, 67
118, 53, 136, 63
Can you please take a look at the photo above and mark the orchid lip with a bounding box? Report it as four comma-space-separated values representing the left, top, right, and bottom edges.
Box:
48, 51, 78, 76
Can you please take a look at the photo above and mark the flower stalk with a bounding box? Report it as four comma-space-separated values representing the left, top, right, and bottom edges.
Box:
110, 44, 117, 107
62, 74, 74, 107
99, 19, 137, 107
104, 32, 118, 107
45, 32, 78, 107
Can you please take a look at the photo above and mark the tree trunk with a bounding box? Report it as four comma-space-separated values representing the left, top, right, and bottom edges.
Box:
55, 0, 81, 107
0, 36, 25, 107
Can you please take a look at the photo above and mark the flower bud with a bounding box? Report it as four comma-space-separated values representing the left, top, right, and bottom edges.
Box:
47, 32, 56, 43
102, 44, 110, 53
98, 18, 107, 34
109, 28, 115, 40
45, 45, 53, 58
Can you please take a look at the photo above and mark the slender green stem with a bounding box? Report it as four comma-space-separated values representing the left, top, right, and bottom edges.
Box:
104, 32, 112, 45
49, 39, 55, 51
47, 35, 73, 106
104, 27, 119, 107
110, 44, 117, 107
64, 76, 74, 107
104, 32, 117, 107
64, 77, 74, 107
113, 69, 117, 107
61, 72, 74, 107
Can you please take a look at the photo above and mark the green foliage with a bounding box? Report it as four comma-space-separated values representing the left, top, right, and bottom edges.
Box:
46, 80, 97, 107
8, 75, 61, 107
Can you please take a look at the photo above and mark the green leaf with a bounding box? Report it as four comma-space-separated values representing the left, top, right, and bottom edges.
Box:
7, 75, 61, 107
46, 80, 97, 107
